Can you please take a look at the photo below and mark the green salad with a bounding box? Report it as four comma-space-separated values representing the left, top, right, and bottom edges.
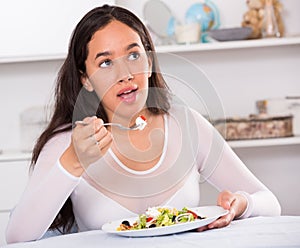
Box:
117, 206, 205, 231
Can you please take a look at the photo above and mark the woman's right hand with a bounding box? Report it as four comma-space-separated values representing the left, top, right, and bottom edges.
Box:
60, 116, 112, 177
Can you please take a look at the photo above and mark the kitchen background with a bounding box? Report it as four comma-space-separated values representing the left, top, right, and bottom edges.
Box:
0, 0, 299, 245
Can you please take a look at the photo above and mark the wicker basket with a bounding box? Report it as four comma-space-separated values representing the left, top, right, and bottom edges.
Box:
213, 114, 293, 141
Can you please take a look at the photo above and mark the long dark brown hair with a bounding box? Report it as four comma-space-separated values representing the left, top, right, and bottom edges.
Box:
31, 5, 171, 233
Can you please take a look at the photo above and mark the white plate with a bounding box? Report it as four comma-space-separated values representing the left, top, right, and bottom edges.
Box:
101, 206, 228, 237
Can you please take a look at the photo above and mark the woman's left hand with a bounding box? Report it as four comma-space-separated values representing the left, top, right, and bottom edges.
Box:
197, 190, 247, 232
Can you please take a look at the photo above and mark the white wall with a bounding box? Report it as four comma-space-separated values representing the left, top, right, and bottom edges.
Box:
0, 60, 63, 151
0, 0, 114, 59
0, 0, 113, 151
170, 46, 300, 117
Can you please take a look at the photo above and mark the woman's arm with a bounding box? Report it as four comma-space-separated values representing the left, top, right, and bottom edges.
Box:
192, 110, 281, 229
6, 117, 112, 243
202, 135, 281, 218
5, 131, 80, 244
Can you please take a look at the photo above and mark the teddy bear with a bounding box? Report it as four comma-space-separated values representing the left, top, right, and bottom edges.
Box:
242, 0, 284, 39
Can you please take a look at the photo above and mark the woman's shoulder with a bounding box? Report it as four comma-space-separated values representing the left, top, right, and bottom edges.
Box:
168, 104, 210, 125
167, 105, 215, 143
43, 126, 72, 151
32, 126, 72, 172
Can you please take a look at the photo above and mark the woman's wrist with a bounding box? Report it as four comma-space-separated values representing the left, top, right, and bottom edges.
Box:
60, 145, 84, 177
234, 192, 249, 219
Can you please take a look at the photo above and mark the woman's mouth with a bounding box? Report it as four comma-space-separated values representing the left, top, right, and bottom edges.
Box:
117, 87, 138, 103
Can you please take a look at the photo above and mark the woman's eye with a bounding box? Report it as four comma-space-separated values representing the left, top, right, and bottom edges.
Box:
99, 59, 112, 68
128, 52, 140, 61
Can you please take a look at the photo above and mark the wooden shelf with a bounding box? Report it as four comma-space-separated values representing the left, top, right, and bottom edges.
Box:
228, 136, 300, 149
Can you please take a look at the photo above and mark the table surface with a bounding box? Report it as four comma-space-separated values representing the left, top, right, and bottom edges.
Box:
2, 216, 300, 248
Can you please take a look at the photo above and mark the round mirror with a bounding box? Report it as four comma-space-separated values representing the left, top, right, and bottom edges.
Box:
143, 0, 176, 43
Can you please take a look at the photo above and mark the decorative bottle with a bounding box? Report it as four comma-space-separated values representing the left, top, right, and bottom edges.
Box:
261, 0, 281, 38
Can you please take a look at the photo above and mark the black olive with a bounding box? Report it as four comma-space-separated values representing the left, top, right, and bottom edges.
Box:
121, 220, 130, 226
172, 215, 176, 222
149, 224, 156, 228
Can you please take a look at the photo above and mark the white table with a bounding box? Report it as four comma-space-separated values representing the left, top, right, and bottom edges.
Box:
2, 216, 300, 248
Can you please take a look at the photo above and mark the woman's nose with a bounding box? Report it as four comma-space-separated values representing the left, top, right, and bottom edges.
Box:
118, 73, 133, 83
115, 56, 136, 83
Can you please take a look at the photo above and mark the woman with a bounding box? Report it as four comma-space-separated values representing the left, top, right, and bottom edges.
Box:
6, 5, 281, 243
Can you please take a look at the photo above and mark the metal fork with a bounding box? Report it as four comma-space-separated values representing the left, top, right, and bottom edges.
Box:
75, 120, 141, 130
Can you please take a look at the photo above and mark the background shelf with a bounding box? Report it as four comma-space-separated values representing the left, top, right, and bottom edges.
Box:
228, 136, 300, 149
1, 36, 299, 64
0, 151, 31, 162
155, 36, 300, 53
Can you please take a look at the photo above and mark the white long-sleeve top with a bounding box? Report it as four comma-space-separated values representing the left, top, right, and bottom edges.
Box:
5, 106, 281, 243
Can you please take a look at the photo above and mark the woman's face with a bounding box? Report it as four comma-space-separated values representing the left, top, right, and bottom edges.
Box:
83, 20, 152, 121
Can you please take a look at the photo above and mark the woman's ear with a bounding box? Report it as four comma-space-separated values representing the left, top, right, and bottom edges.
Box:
81, 74, 94, 92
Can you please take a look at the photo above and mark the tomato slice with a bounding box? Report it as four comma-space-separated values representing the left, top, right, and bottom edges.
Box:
146, 217, 153, 222
187, 210, 198, 219
139, 115, 147, 121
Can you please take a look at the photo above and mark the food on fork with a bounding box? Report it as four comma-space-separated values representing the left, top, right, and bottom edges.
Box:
135, 115, 147, 130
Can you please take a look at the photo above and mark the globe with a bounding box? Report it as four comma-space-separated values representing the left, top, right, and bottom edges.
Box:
185, 1, 220, 32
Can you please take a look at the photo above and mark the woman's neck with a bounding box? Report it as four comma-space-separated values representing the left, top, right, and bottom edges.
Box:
110, 112, 165, 171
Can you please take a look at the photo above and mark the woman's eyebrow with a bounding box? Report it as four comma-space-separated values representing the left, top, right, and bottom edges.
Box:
126, 43, 140, 51
94, 51, 111, 61
94, 43, 140, 61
